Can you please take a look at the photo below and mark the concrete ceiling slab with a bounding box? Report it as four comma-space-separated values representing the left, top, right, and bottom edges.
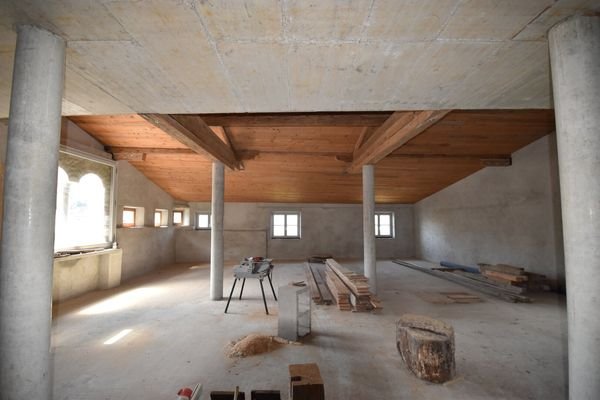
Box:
103, 0, 243, 113
283, 0, 372, 41
218, 42, 290, 111
514, 0, 600, 41
0, 0, 597, 116
193, 0, 283, 41
364, 0, 460, 41
7, 0, 131, 41
438, 0, 553, 40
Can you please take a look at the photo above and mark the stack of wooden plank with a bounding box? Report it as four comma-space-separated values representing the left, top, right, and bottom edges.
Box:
394, 260, 531, 303
304, 262, 333, 305
305, 258, 382, 312
479, 264, 528, 285
323, 268, 352, 311
325, 258, 382, 312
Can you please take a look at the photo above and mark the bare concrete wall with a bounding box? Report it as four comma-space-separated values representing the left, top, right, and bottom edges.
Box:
116, 161, 176, 281
176, 202, 414, 263
414, 135, 565, 285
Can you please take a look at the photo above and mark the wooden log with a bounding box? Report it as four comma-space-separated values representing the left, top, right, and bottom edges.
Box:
396, 314, 455, 384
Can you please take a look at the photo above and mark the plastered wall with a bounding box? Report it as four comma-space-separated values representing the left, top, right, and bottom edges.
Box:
414, 135, 565, 286
175, 202, 414, 263
115, 161, 176, 281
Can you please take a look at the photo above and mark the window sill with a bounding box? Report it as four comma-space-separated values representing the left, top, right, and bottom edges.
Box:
271, 236, 301, 240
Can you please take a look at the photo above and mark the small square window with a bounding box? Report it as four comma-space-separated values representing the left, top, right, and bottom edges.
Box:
272, 212, 301, 239
173, 210, 183, 225
196, 212, 210, 229
154, 209, 168, 227
122, 207, 136, 228
375, 212, 394, 238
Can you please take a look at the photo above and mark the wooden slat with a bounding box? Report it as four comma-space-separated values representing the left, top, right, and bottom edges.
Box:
139, 113, 241, 170
198, 112, 392, 127
348, 110, 451, 173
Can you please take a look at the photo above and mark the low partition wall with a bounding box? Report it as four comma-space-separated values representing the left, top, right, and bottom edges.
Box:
52, 248, 123, 302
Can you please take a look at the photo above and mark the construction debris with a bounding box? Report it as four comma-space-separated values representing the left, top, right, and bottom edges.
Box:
225, 334, 300, 358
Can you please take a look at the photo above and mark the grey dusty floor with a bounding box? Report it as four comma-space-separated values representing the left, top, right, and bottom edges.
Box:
51, 260, 567, 400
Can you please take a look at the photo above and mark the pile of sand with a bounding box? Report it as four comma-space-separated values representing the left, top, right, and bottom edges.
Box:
225, 334, 299, 358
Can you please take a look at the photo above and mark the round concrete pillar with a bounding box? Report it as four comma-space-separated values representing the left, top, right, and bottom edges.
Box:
362, 164, 377, 293
549, 16, 600, 400
210, 161, 225, 300
0, 25, 65, 400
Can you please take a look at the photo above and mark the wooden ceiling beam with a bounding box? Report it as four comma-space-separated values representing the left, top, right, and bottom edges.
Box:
197, 112, 392, 127
139, 114, 241, 170
108, 146, 196, 161
347, 110, 451, 174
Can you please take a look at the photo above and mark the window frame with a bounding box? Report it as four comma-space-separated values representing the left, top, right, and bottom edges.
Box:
195, 212, 211, 230
271, 211, 301, 239
122, 207, 137, 228
375, 211, 395, 239
172, 210, 184, 226
54, 145, 116, 252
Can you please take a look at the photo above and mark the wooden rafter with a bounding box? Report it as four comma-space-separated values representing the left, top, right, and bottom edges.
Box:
139, 114, 241, 170
347, 110, 451, 174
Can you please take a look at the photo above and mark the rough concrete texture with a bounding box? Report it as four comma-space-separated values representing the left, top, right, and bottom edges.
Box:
549, 15, 600, 400
176, 202, 414, 263
53, 249, 123, 302
1, 1, 599, 116
50, 260, 567, 399
116, 161, 176, 281
0, 24, 65, 400
414, 135, 565, 285
210, 161, 225, 300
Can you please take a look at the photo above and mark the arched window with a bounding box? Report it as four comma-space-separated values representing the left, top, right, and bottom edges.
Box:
68, 173, 106, 246
54, 168, 70, 250
54, 149, 115, 251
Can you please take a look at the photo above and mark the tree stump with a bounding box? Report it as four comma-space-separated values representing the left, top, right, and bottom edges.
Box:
396, 314, 455, 383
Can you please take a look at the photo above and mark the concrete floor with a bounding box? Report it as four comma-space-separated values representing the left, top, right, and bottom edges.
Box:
51, 260, 567, 400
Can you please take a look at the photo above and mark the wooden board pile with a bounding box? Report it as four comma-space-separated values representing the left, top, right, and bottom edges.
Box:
305, 259, 382, 312
394, 260, 531, 303
479, 263, 553, 291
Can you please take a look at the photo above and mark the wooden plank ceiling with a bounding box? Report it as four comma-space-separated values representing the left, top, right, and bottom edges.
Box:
69, 110, 555, 204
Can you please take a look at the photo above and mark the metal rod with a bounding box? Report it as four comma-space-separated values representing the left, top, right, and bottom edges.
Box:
224, 278, 237, 313
259, 279, 269, 315
238, 278, 246, 300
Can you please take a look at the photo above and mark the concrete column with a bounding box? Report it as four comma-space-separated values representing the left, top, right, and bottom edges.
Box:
210, 161, 225, 300
0, 26, 65, 400
549, 16, 600, 400
363, 164, 377, 293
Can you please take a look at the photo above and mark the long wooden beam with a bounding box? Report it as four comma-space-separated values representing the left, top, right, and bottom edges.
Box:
198, 112, 392, 127
139, 114, 241, 170
108, 147, 195, 161
347, 110, 451, 174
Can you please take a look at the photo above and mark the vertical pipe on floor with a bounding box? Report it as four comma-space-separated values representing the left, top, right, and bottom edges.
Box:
549, 16, 600, 400
363, 164, 377, 293
210, 161, 225, 300
0, 25, 65, 400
